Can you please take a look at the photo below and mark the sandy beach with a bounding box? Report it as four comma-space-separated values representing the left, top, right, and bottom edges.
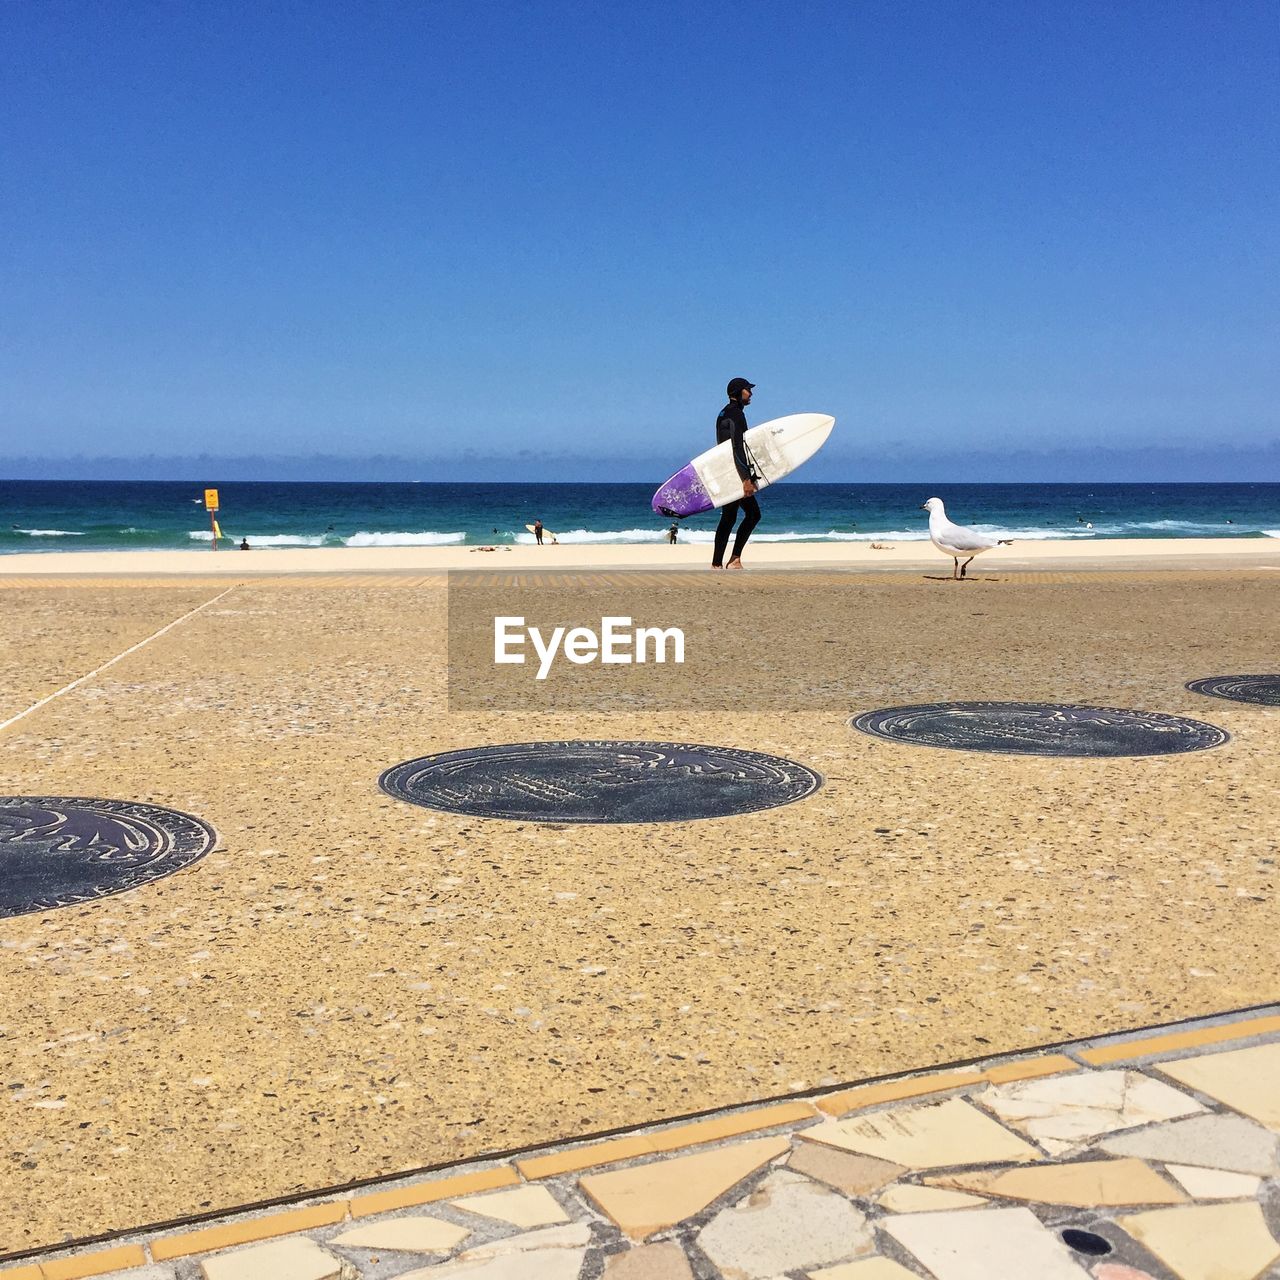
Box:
1, 544, 1277, 1248
0, 535, 1278, 578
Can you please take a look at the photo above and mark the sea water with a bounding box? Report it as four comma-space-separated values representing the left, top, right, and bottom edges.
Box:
1, 480, 1278, 554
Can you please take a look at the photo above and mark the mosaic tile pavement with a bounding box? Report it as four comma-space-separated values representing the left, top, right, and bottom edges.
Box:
7, 1007, 1280, 1280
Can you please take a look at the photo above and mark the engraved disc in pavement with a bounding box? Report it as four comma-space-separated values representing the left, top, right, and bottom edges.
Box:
0, 797, 215, 918
1186, 675, 1280, 707
850, 702, 1229, 757
379, 741, 823, 823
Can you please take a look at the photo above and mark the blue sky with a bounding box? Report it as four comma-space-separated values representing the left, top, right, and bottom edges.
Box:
2, 1, 1277, 479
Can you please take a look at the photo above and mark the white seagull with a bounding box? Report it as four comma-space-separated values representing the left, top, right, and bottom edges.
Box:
920, 497, 1014, 579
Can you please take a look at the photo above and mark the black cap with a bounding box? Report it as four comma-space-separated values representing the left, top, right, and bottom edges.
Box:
726, 377, 756, 398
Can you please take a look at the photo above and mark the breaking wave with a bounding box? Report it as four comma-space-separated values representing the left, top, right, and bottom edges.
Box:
343, 530, 467, 546
188, 531, 327, 546
237, 534, 328, 547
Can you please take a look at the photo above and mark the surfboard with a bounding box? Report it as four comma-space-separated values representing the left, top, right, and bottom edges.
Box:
525, 523, 558, 543
651, 413, 836, 518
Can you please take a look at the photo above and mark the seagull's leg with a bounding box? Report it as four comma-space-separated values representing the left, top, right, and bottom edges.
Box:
953, 557, 960, 580
960, 556, 974, 578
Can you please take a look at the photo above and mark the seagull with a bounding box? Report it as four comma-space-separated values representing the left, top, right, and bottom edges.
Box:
920, 497, 1014, 579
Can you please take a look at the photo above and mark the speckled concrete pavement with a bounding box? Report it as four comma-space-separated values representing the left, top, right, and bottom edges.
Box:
0, 570, 1276, 1251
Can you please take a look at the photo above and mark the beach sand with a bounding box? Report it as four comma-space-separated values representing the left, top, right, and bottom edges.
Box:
0, 534, 1278, 577
0, 543, 1277, 1248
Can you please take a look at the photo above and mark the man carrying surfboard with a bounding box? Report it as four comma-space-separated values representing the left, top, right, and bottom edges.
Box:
712, 378, 760, 569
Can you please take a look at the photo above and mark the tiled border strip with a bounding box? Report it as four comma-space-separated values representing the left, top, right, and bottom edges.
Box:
5, 1000, 1278, 1274
1078, 1011, 1280, 1065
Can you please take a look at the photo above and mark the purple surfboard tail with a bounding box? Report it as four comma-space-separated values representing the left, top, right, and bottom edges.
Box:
652, 464, 712, 518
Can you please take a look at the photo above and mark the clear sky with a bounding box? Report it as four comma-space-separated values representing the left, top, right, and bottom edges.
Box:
2, 1, 1277, 480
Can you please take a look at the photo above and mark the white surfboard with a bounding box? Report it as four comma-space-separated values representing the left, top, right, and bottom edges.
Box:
652, 413, 836, 517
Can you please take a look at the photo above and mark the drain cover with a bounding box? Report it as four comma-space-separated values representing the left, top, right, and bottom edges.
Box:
1186, 674, 1280, 706
850, 702, 1228, 757
0, 797, 215, 918
379, 741, 823, 823
1061, 1228, 1112, 1256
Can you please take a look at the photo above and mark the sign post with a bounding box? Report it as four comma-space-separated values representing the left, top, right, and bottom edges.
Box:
204, 489, 220, 551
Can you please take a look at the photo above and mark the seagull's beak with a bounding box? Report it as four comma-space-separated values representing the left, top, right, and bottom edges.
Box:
919, 504, 929, 511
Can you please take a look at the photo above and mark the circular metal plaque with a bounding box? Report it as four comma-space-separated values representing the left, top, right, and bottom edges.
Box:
380, 741, 823, 823
0, 797, 215, 918
1186, 675, 1280, 707
850, 702, 1229, 757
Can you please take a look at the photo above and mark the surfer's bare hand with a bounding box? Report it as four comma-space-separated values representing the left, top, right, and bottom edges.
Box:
743, 479, 757, 496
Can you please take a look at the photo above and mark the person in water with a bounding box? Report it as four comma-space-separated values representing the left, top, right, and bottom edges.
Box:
668, 521, 679, 545
239, 538, 250, 551
711, 377, 760, 569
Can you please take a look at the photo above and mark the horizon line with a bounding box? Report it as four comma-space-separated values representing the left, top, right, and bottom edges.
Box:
3, 475, 1279, 486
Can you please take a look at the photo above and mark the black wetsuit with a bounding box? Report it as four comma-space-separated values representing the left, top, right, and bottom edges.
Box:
712, 399, 760, 566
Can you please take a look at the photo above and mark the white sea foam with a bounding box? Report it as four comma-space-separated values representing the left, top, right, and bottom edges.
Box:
516, 528, 666, 544
524, 525, 1117, 545
675, 529, 855, 544
969, 526, 1093, 540
189, 532, 330, 547
188, 531, 325, 546
15, 528, 84, 537
242, 534, 327, 547
1127, 519, 1239, 533
745, 530, 836, 542
819, 529, 930, 542
791, 525, 1094, 542
514, 525, 1105, 545
517, 527, 863, 545
818, 525, 1098, 542
1264, 530, 1280, 539
344, 530, 466, 547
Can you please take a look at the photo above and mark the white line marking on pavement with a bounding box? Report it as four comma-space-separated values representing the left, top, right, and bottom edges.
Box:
0, 583, 242, 737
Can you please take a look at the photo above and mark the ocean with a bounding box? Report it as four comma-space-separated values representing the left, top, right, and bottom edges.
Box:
2, 480, 1278, 554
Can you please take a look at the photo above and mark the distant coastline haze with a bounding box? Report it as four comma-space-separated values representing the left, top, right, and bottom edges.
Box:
1, 442, 1278, 484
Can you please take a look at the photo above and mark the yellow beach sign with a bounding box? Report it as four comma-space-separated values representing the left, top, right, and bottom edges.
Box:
204, 489, 222, 549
